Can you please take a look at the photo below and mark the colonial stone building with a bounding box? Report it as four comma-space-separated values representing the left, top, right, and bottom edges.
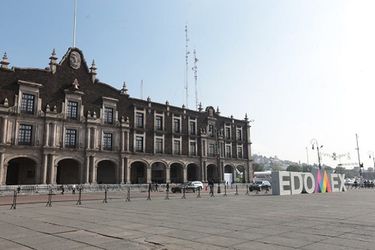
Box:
0, 48, 252, 186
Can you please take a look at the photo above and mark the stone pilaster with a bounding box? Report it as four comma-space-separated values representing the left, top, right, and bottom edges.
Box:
166, 166, 171, 183
119, 157, 125, 184
49, 154, 56, 184
84, 156, 90, 184
126, 158, 131, 184
44, 122, 49, 146
183, 166, 187, 183
41, 154, 48, 184
0, 152, 4, 185
2, 117, 7, 144
146, 166, 151, 184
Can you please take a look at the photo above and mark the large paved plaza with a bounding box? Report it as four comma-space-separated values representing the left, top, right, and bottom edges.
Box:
0, 189, 375, 249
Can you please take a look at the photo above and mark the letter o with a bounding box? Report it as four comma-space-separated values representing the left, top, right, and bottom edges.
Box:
303, 173, 315, 194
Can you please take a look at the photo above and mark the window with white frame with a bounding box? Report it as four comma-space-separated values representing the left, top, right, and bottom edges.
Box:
18, 124, 32, 145
104, 107, 113, 124
208, 124, 214, 137
135, 135, 144, 152
236, 127, 243, 141
136, 112, 144, 128
67, 101, 78, 119
189, 120, 196, 135
173, 139, 181, 154
173, 117, 181, 133
155, 115, 163, 131
155, 137, 163, 154
103, 132, 113, 150
237, 145, 243, 158
225, 125, 231, 140
20, 93, 35, 114
189, 141, 196, 156
208, 143, 216, 157
225, 144, 232, 158
65, 128, 77, 148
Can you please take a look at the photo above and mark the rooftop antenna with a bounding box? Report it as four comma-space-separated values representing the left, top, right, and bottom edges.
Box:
72, 0, 77, 47
184, 25, 190, 108
140, 80, 144, 100
192, 49, 199, 110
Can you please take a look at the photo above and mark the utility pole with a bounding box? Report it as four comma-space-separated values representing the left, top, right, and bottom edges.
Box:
311, 139, 323, 169
305, 147, 309, 165
355, 133, 363, 176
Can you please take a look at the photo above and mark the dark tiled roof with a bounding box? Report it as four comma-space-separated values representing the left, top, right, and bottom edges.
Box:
0, 48, 246, 126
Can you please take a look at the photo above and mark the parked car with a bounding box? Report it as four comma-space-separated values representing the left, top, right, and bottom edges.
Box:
171, 181, 203, 193
249, 180, 271, 192
189, 181, 203, 190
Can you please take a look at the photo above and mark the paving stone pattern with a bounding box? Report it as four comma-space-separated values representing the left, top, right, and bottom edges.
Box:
0, 189, 375, 249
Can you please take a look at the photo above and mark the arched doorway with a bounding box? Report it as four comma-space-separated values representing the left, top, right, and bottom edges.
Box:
187, 163, 200, 181
224, 165, 235, 184
236, 165, 245, 183
6, 157, 38, 185
56, 159, 81, 184
207, 164, 218, 182
151, 162, 166, 183
170, 163, 183, 183
97, 160, 116, 184
130, 161, 147, 184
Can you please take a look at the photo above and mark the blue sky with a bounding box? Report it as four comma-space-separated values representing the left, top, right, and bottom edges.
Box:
2, 1, 375, 169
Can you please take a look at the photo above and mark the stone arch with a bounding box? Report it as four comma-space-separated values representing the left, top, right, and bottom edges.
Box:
207, 164, 219, 182
187, 163, 200, 181
56, 158, 81, 184
130, 161, 147, 184
236, 165, 246, 183
151, 162, 167, 183
97, 160, 117, 184
224, 164, 235, 184
6, 157, 38, 185
170, 162, 184, 183
54, 156, 84, 167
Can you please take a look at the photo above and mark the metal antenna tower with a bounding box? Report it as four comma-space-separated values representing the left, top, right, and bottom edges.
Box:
192, 49, 199, 110
184, 25, 190, 108
73, 0, 77, 47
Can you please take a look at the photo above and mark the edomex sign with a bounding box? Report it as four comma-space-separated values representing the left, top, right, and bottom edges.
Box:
271, 170, 347, 195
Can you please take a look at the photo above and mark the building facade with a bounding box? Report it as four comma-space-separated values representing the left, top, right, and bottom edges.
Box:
0, 48, 252, 185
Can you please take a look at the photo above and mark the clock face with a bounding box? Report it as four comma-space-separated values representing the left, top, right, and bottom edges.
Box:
69, 51, 81, 69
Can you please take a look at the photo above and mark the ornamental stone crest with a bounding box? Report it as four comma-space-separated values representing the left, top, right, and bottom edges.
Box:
69, 51, 81, 69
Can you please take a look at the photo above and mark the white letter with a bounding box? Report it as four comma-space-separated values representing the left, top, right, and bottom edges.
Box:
330, 174, 339, 192
280, 171, 291, 195
302, 173, 315, 194
338, 174, 347, 192
291, 172, 303, 195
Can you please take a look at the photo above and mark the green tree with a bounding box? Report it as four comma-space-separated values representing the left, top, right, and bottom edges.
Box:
252, 163, 265, 172
334, 166, 346, 174
286, 165, 302, 172
271, 165, 283, 172
302, 165, 313, 172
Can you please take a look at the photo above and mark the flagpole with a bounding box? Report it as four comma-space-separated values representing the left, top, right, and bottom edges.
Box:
73, 0, 77, 47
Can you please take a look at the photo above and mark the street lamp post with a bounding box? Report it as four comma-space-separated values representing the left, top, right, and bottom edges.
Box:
311, 139, 323, 170
368, 151, 375, 170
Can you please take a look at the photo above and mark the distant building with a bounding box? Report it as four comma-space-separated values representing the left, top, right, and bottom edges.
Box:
0, 48, 252, 185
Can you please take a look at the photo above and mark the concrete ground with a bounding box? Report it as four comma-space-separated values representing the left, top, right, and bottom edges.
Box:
0, 189, 374, 249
